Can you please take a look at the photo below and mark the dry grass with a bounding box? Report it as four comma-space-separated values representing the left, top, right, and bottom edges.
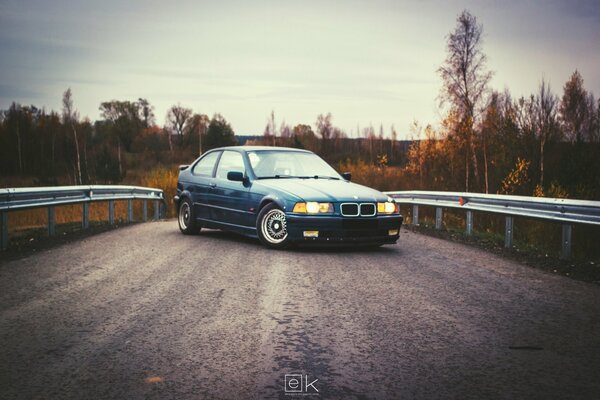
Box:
4, 165, 178, 233
141, 166, 179, 218
338, 160, 412, 192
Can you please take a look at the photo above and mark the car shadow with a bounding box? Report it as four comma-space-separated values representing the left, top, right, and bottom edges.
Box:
197, 229, 402, 255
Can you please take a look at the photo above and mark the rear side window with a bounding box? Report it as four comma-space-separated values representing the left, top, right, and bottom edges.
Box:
216, 151, 245, 180
192, 151, 220, 176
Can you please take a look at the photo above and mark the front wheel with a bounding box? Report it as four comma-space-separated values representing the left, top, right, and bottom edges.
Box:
257, 203, 290, 249
178, 198, 200, 235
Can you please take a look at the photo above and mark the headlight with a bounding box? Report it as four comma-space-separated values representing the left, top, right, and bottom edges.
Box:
377, 202, 398, 214
293, 202, 334, 214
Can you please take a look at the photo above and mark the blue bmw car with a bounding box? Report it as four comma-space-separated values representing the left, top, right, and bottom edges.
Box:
174, 146, 403, 248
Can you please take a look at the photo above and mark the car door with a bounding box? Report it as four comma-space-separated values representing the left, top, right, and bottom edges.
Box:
189, 150, 221, 221
212, 150, 252, 227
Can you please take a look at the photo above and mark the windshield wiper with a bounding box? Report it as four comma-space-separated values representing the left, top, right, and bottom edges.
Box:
298, 175, 340, 180
257, 175, 340, 180
256, 175, 297, 179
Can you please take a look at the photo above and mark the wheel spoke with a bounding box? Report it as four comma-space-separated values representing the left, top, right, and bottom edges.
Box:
261, 209, 288, 244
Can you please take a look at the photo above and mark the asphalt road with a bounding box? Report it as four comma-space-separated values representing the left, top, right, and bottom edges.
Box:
1, 221, 599, 400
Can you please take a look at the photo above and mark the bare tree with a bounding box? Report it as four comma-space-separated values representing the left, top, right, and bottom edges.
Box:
316, 113, 333, 152
138, 98, 155, 128
390, 125, 397, 164
186, 113, 210, 156
62, 88, 82, 185
166, 104, 192, 147
534, 79, 559, 187
438, 10, 493, 191
264, 110, 277, 145
280, 120, 292, 138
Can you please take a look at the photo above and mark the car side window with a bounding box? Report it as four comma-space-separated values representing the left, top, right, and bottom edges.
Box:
216, 151, 245, 180
192, 151, 220, 176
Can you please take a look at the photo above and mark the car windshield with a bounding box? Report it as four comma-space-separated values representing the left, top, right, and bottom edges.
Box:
247, 150, 341, 179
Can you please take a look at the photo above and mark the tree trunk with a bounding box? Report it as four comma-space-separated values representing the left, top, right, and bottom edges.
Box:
198, 124, 202, 156
483, 132, 489, 194
117, 138, 122, 178
470, 129, 479, 188
71, 123, 82, 185
51, 132, 55, 163
83, 140, 90, 184
540, 138, 545, 188
16, 123, 23, 173
465, 148, 470, 192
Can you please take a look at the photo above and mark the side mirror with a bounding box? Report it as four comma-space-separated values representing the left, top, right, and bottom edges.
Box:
342, 172, 352, 181
227, 171, 245, 182
179, 164, 189, 171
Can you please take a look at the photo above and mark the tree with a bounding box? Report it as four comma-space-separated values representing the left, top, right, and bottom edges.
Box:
186, 113, 210, 155
438, 10, 493, 191
99, 100, 144, 151
534, 79, 559, 187
138, 98, 155, 128
62, 88, 82, 185
480, 92, 500, 193
263, 110, 277, 145
6, 103, 24, 173
99, 100, 144, 177
390, 125, 397, 164
316, 113, 333, 152
559, 70, 589, 143
292, 124, 318, 152
204, 114, 237, 151
280, 120, 292, 138
166, 104, 192, 147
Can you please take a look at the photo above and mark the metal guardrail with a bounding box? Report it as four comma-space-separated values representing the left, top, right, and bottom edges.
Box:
0, 185, 167, 250
385, 190, 600, 259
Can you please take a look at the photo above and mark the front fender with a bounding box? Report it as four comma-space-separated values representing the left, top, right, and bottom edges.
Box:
258, 194, 294, 213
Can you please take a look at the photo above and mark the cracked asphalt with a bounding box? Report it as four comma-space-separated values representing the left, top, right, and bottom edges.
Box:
1, 221, 599, 399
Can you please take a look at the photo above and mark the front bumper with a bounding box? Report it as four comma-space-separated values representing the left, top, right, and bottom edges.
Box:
285, 214, 403, 245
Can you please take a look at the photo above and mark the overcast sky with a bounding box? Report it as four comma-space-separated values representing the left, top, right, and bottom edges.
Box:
0, 0, 598, 138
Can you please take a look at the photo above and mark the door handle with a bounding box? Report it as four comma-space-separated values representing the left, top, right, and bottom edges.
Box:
209, 183, 217, 189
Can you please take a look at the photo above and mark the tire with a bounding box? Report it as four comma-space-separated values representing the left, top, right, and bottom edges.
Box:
178, 198, 200, 235
256, 203, 290, 249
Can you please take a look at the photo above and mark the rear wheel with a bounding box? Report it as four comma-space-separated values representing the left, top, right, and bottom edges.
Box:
178, 198, 200, 235
257, 203, 290, 249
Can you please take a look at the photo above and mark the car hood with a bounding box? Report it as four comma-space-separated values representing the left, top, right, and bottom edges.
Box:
254, 178, 389, 202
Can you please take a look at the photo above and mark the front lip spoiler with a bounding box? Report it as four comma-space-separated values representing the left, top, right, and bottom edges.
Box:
284, 214, 403, 245
294, 235, 399, 247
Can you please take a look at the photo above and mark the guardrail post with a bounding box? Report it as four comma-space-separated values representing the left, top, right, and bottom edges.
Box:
561, 224, 572, 260
48, 206, 56, 236
154, 200, 160, 221
82, 203, 89, 229
412, 205, 419, 226
466, 211, 473, 236
108, 200, 114, 224
1, 211, 7, 250
504, 216, 514, 248
142, 200, 148, 222
435, 207, 443, 230
127, 199, 133, 223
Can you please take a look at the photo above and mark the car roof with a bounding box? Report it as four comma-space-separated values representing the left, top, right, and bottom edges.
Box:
210, 145, 313, 153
